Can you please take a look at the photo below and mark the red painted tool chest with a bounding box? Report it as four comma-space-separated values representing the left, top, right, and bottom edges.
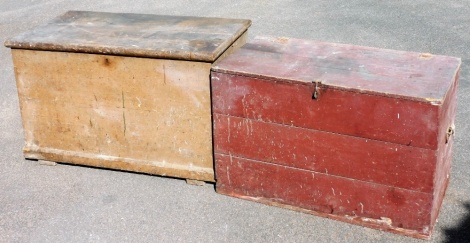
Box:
211, 36, 461, 239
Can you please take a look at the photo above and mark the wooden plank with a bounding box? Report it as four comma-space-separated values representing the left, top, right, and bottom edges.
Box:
430, 72, 459, 225
38, 160, 57, 166
213, 113, 436, 192
210, 37, 460, 239
5, 11, 251, 62
186, 179, 206, 186
25, 147, 214, 181
211, 36, 461, 102
215, 153, 434, 239
13, 49, 215, 181
211, 72, 441, 150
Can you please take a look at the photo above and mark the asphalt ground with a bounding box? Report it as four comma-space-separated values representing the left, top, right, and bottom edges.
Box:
1, 1, 469, 242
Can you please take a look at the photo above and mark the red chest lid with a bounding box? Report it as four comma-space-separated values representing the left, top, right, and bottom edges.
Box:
212, 36, 461, 103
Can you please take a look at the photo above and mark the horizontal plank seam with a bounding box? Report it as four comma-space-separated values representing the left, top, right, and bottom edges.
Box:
9, 47, 216, 63
213, 113, 435, 151
25, 145, 214, 174
215, 152, 432, 196
210, 70, 448, 104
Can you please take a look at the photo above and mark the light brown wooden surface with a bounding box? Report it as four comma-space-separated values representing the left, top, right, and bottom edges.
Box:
13, 49, 216, 181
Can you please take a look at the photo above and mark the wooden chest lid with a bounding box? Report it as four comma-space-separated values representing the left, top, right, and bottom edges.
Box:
4, 11, 251, 62
212, 36, 461, 103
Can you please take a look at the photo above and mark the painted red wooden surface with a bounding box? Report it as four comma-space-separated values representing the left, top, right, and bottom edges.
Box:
212, 36, 459, 102
212, 37, 461, 150
212, 72, 447, 150
211, 36, 461, 239
215, 154, 434, 237
430, 73, 459, 225
214, 113, 436, 192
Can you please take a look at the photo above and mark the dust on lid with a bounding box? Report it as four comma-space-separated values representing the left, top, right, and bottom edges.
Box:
212, 36, 461, 104
4, 11, 251, 62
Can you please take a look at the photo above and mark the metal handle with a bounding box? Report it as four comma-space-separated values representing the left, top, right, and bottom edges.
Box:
445, 125, 455, 144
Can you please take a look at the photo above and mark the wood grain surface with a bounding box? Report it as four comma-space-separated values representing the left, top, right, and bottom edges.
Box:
211, 36, 461, 239
13, 49, 215, 180
5, 11, 251, 62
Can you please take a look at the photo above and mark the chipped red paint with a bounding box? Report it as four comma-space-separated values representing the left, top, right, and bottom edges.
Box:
214, 113, 436, 192
211, 36, 461, 239
215, 154, 433, 234
212, 72, 442, 150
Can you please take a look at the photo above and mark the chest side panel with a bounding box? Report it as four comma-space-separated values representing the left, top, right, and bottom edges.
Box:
213, 113, 435, 192
13, 49, 214, 181
431, 69, 459, 224
212, 72, 440, 150
215, 153, 433, 236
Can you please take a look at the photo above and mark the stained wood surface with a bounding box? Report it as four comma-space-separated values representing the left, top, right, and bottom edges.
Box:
4, 11, 251, 62
212, 36, 461, 102
13, 49, 215, 181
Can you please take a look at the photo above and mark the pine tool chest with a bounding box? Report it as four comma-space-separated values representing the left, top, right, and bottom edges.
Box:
5, 11, 251, 182
211, 36, 461, 239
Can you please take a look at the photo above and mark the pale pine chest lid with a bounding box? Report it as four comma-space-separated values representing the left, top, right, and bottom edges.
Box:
4, 11, 251, 62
